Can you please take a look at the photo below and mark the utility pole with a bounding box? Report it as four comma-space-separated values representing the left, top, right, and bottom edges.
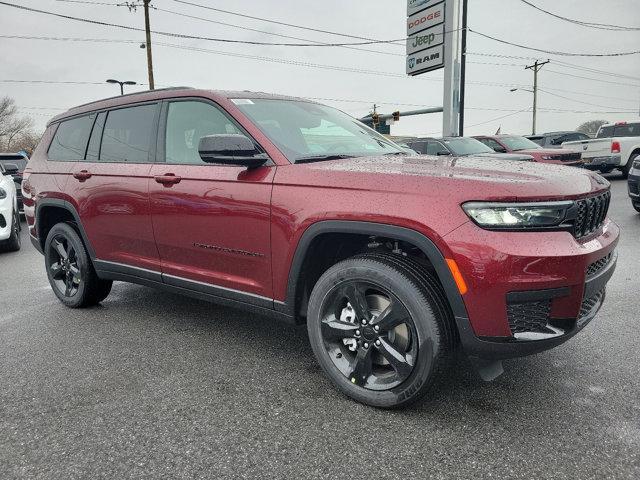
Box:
143, 0, 155, 90
524, 59, 549, 135
458, 0, 468, 136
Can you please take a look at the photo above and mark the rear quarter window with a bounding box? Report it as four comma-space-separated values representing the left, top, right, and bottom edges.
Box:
47, 115, 95, 161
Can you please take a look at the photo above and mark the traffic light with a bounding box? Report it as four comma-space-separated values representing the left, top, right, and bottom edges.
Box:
371, 113, 380, 126
392, 111, 400, 121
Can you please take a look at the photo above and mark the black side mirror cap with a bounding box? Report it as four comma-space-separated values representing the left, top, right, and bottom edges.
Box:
198, 134, 268, 168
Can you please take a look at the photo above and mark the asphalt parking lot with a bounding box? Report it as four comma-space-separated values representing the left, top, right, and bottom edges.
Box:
1, 175, 638, 480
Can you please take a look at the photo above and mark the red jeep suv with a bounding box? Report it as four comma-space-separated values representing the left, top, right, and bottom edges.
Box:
23, 88, 618, 408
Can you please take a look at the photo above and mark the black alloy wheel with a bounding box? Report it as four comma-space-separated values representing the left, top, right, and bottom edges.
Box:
48, 234, 82, 298
307, 254, 453, 408
44, 223, 113, 307
319, 280, 418, 391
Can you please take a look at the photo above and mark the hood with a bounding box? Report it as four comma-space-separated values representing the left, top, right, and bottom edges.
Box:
284, 154, 609, 203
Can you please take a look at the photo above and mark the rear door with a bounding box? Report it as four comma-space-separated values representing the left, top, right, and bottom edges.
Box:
148, 98, 275, 302
65, 102, 161, 272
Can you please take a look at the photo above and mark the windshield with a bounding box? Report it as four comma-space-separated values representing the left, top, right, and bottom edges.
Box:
233, 99, 405, 162
500, 136, 541, 151
0, 157, 28, 171
442, 137, 495, 155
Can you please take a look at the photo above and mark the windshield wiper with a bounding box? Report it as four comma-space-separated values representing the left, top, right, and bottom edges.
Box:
295, 154, 356, 164
383, 151, 407, 156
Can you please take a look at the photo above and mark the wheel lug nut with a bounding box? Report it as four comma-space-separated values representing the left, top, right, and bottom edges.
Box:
355, 330, 360, 336
361, 319, 367, 325
375, 340, 381, 346
364, 342, 369, 348
374, 325, 379, 332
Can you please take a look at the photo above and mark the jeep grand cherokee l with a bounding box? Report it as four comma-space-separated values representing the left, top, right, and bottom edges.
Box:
23, 88, 619, 408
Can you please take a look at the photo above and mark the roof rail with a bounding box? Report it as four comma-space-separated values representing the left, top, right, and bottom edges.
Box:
68, 86, 194, 111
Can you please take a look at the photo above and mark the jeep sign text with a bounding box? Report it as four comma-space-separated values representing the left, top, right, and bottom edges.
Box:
406, 23, 445, 56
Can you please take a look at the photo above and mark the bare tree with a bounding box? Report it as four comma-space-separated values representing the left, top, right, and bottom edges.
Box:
0, 96, 38, 153
576, 120, 609, 137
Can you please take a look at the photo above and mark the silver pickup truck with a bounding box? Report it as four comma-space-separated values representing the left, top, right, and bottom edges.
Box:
561, 122, 640, 177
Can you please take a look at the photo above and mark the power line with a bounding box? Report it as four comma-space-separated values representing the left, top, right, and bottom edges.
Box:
170, 0, 405, 46
0, 1, 405, 47
469, 28, 640, 57
519, 0, 640, 31
544, 69, 640, 87
537, 88, 632, 110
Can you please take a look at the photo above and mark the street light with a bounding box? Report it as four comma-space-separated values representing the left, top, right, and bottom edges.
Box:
510, 88, 536, 135
106, 79, 137, 95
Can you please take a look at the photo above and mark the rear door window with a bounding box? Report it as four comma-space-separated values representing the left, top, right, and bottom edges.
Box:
99, 104, 158, 163
47, 115, 95, 161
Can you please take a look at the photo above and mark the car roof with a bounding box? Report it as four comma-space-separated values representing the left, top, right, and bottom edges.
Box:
48, 87, 317, 126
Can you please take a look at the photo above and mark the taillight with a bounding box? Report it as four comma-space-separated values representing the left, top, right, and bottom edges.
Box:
611, 141, 621, 154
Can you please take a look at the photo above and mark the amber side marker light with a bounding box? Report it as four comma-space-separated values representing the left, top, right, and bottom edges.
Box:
446, 258, 468, 295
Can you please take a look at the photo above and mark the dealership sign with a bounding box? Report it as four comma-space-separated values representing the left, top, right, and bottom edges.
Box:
406, 44, 444, 75
407, 0, 442, 16
406, 23, 444, 56
406, 2, 445, 36
406, 0, 446, 75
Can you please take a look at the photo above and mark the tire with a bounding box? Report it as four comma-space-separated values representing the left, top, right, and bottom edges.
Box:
0, 209, 21, 252
621, 154, 637, 179
44, 223, 112, 308
306, 253, 455, 408
599, 168, 612, 174
633, 202, 640, 214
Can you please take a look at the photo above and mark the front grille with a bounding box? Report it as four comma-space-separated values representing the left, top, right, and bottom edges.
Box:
579, 288, 605, 320
586, 252, 613, 277
507, 300, 551, 335
573, 191, 611, 238
630, 182, 639, 196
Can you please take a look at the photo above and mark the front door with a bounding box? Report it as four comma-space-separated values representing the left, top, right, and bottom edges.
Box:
148, 99, 275, 303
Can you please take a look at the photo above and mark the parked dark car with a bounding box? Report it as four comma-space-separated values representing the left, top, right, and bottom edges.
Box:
628, 156, 640, 213
0, 153, 28, 213
473, 135, 583, 167
526, 131, 591, 148
24, 88, 618, 408
407, 136, 535, 161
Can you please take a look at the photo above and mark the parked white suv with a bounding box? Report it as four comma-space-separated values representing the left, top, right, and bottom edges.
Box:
561, 121, 640, 177
0, 163, 21, 252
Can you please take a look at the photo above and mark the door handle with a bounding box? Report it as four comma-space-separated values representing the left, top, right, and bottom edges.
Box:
72, 170, 92, 181
154, 174, 182, 186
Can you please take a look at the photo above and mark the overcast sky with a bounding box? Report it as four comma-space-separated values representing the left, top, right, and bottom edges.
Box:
1, 0, 639, 137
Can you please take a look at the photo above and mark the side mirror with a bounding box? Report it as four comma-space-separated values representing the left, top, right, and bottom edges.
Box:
198, 134, 268, 168
493, 146, 507, 153
2, 163, 19, 176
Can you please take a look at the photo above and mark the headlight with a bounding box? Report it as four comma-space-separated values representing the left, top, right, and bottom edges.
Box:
462, 201, 573, 229
0, 187, 6, 200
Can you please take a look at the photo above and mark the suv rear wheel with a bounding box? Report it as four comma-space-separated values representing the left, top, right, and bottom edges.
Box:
306, 253, 453, 408
44, 223, 112, 308
633, 202, 640, 213
0, 209, 21, 252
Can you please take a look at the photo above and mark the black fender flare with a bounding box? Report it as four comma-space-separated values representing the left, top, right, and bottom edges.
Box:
34, 198, 96, 259
277, 220, 470, 326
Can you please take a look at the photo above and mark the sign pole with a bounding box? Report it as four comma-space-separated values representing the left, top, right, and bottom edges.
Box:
442, 0, 461, 136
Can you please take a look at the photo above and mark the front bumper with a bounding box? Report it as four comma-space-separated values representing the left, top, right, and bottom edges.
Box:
444, 219, 619, 360
583, 154, 621, 170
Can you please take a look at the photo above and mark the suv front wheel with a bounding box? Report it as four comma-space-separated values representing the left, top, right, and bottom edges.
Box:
306, 253, 454, 408
44, 223, 112, 308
